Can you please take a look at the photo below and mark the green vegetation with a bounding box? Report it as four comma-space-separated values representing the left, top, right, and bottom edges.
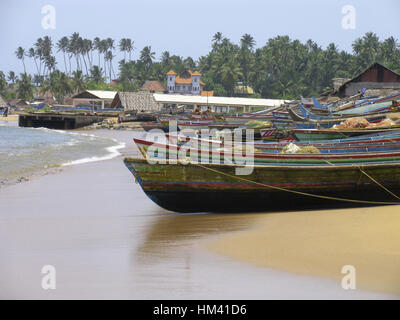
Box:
1, 32, 399, 102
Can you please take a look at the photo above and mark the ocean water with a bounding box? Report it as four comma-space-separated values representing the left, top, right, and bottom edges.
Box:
0, 125, 125, 181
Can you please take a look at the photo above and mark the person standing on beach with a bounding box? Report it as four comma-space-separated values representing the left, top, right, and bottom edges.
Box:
3, 106, 8, 117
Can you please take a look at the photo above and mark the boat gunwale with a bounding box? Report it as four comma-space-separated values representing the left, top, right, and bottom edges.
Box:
124, 156, 400, 170
133, 137, 400, 160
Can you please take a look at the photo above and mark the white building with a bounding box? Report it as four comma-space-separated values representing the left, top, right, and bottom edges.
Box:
166, 70, 205, 95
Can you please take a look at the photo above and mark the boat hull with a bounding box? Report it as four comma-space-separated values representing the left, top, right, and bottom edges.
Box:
124, 158, 400, 213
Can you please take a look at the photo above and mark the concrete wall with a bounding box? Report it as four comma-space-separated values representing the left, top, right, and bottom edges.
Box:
344, 82, 400, 96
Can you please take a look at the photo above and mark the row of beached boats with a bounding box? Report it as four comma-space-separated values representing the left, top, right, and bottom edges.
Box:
124, 92, 400, 213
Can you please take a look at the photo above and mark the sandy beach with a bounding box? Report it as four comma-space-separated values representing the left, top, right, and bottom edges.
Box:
0, 128, 399, 299
210, 206, 400, 296
0, 115, 18, 122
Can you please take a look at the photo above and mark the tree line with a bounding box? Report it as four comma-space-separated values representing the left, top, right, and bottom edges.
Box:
1, 32, 399, 103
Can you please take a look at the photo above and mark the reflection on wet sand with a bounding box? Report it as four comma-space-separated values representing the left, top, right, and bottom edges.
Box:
128, 212, 267, 298
136, 213, 261, 261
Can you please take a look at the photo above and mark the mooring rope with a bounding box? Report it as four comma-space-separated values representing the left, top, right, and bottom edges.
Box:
194, 162, 400, 206
358, 166, 400, 201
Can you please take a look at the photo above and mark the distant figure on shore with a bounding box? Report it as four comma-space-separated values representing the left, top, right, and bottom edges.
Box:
3, 106, 8, 117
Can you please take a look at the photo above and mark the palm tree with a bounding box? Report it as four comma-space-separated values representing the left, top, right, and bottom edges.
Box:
84, 39, 93, 69
213, 32, 223, 44
106, 38, 115, 53
17, 73, 34, 100
71, 70, 86, 93
125, 38, 134, 61
0, 72, 7, 96
42, 36, 53, 56
41, 70, 72, 103
34, 38, 44, 76
161, 51, 171, 66
140, 46, 155, 68
44, 55, 57, 75
352, 32, 380, 71
78, 37, 89, 76
380, 36, 398, 66
183, 57, 195, 69
69, 32, 81, 72
27, 48, 40, 76
241, 34, 256, 51
89, 66, 104, 84
57, 36, 70, 74
105, 50, 115, 81
7, 71, 17, 84
33, 74, 44, 87
15, 47, 26, 73
119, 38, 128, 61
100, 40, 108, 76
215, 58, 243, 96
94, 37, 102, 67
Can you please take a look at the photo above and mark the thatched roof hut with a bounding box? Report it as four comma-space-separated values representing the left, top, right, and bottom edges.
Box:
139, 81, 166, 93
111, 92, 161, 112
0, 95, 7, 109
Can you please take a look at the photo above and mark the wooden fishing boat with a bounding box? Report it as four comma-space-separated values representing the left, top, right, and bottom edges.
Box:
124, 157, 400, 212
334, 100, 395, 116
167, 130, 400, 147
223, 114, 274, 124
288, 106, 333, 122
177, 122, 215, 131
292, 127, 400, 141
272, 111, 291, 121
167, 133, 400, 154
288, 107, 394, 128
289, 100, 396, 122
133, 137, 400, 166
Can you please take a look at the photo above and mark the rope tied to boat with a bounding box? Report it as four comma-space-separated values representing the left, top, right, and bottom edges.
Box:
357, 165, 400, 201
194, 163, 400, 206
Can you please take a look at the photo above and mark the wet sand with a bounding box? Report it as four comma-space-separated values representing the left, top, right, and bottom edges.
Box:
0, 115, 18, 123
0, 129, 398, 299
0, 116, 18, 127
210, 206, 400, 296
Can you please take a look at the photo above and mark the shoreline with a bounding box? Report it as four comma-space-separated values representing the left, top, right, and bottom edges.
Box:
0, 125, 142, 190
0, 115, 18, 123
1, 127, 398, 299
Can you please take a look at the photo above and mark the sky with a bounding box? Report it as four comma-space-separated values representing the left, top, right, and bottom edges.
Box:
1, 0, 399, 75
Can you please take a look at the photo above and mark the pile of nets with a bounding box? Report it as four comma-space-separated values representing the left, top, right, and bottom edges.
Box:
332, 117, 396, 129
280, 143, 320, 154
245, 120, 272, 129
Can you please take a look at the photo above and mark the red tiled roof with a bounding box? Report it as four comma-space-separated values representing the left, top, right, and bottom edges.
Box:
170, 70, 205, 86
175, 77, 192, 85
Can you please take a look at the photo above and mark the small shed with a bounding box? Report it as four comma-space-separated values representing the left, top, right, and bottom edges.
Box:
72, 90, 117, 109
8, 99, 29, 109
337, 62, 400, 97
111, 92, 162, 112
